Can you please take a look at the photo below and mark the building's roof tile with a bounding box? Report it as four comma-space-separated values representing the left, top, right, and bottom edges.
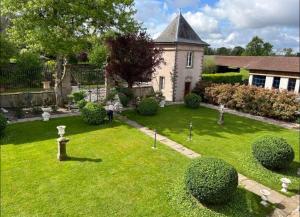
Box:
213, 56, 300, 73
155, 13, 208, 46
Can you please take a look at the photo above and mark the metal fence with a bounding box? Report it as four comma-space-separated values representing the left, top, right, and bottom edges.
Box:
0, 64, 53, 92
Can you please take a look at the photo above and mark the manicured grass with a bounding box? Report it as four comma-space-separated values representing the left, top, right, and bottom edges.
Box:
1, 117, 272, 216
124, 105, 299, 195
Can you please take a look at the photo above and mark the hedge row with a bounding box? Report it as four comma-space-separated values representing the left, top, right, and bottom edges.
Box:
202, 73, 244, 84
202, 83, 299, 121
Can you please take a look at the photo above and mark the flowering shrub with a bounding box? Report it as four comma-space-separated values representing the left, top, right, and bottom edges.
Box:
203, 83, 299, 121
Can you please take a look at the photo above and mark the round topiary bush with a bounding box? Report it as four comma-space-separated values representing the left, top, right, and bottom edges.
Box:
118, 93, 130, 107
137, 98, 159, 116
184, 93, 201, 109
252, 136, 294, 170
185, 157, 238, 205
0, 113, 7, 136
77, 99, 87, 110
81, 102, 106, 125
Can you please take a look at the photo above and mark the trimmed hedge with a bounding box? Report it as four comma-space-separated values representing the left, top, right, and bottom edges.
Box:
202, 73, 243, 84
72, 91, 86, 102
203, 83, 300, 121
184, 93, 201, 109
137, 98, 159, 116
81, 102, 106, 125
252, 136, 294, 170
185, 157, 238, 205
0, 113, 7, 136
77, 99, 87, 110
118, 92, 130, 107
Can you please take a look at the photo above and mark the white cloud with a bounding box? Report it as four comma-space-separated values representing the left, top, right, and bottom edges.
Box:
203, 0, 299, 29
183, 11, 219, 34
134, 0, 300, 52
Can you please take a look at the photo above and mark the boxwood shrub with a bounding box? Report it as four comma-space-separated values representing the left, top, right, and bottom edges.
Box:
118, 93, 130, 107
184, 93, 201, 109
81, 102, 106, 125
137, 98, 159, 116
0, 113, 7, 136
77, 99, 87, 110
252, 136, 294, 170
185, 157, 238, 205
72, 91, 86, 102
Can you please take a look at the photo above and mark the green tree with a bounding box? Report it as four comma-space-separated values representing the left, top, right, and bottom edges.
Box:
231, 46, 245, 56
283, 48, 295, 56
216, 47, 231, 55
1, 0, 139, 105
204, 47, 216, 55
243, 36, 274, 56
0, 32, 16, 67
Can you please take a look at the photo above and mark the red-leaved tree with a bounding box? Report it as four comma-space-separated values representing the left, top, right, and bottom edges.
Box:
105, 31, 164, 88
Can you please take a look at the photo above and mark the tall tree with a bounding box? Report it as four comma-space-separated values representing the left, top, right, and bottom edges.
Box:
216, 47, 231, 55
204, 47, 216, 55
105, 31, 164, 88
1, 0, 138, 105
231, 46, 245, 56
243, 36, 274, 56
283, 48, 295, 56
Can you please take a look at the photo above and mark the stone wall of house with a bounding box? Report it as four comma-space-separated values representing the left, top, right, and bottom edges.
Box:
174, 44, 204, 101
0, 91, 56, 108
152, 44, 176, 101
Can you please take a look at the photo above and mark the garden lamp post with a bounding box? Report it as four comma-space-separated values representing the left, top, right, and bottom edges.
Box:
188, 122, 193, 141
152, 129, 157, 149
218, 104, 225, 125
260, 189, 270, 207
56, 125, 69, 161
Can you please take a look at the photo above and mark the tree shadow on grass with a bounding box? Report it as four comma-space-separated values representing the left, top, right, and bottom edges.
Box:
169, 178, 274, 217
65, 156, 102, 163
206, 188, 275, 217
1, 116, 123, 145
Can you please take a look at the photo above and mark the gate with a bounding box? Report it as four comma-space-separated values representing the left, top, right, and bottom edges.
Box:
70, 64, 106, 103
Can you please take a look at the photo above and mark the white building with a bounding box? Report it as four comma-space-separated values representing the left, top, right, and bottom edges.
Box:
214, 55, 300, 94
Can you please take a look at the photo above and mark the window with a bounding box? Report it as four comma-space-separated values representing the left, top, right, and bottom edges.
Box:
252, 75, 266, 87
186, 51, 193, 68
272, 77, 280, 89
159, 76, 165, 90
287, 78, 296, 91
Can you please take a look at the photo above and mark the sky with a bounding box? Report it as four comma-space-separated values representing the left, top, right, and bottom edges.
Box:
134, 0, 300, 53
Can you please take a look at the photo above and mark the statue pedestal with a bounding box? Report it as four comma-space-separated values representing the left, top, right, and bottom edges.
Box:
57, 137, 69, 161
218, 112, 224, 125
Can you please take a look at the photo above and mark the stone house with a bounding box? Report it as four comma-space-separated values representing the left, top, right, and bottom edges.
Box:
152, 13, 208, 102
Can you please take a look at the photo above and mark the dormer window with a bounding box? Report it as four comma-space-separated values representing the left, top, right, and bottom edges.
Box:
186, 51, 193, 68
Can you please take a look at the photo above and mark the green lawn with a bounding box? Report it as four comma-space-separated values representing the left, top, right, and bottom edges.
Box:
124, 105, 299, 195
1, 116, 272, 217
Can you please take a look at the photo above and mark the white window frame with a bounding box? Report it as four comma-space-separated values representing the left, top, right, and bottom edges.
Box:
159, 76, 165, 90
186, 51, 193, 68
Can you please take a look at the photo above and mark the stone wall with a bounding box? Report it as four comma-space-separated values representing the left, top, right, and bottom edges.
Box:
0, 91, 56, 108
132, 85, 154, 98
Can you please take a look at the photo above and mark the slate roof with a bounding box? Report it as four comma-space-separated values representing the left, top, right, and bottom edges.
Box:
155, 13, 208, 46
213, 56, 300, 73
